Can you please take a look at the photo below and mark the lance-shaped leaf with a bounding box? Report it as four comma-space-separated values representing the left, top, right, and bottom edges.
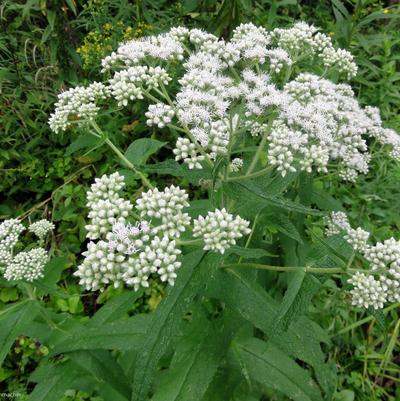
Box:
0, 300, 39, 366
152, 311, 240, 401
131, 250, 206, 401
234, 337, 324, 401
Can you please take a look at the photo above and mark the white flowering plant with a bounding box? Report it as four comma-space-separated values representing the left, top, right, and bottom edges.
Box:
3, 22, 400, 401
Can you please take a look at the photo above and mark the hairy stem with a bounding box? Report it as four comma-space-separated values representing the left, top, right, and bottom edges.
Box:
223, 262, 360, 274
157, 83, 214, 167
246, 116, 275, 175
90, 121, 153, 189
227, 165, 274, 182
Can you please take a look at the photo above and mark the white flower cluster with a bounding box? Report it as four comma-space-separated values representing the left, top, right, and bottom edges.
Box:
272, 22, 357, 78
324, 211, 351, 236
364, 238, 400, 279
51, 23, 400, 178
324, 211, 400, 309
0, 219, 25, 268
265, 48, 292, 73
49, 82, 109, 133
109, 66, 171, 107
29, 219, 55, 240
173, 137, 204, 169
231, 23, 270, 63
77, 174, 253, 291
145, 103, 175, 128
4, 248, 48, 282
76, 176, 190, 291
230, 157, 243, 172
101, 33, 185, 72
348, 272, 388, 310
136, 185, 191, 238
193, 208, 251, 254
85, 172, 133, 240
0, 219, 51, 282
106, 221, 151, 255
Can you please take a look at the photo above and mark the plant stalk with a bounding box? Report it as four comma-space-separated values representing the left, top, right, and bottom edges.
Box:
223, 263, 360, 274
90, 121, 153, 189
246, 116, 275, 175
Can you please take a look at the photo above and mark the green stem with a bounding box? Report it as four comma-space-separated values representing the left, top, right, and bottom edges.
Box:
177, 238, 203, 246
333, 303, 400, 337
227, 165, 274, 182
22, 283, 36, 300
90, 121, 153, 189
223, 263, 360, 274
238, 213, 259, 264
246, 116, 275, 175
155, 84, 214, 168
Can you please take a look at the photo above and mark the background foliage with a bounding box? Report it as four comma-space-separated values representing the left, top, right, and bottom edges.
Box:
1, 0, 399, 399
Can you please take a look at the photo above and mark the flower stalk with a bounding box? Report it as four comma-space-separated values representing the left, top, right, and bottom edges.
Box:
90, 121, 153, 189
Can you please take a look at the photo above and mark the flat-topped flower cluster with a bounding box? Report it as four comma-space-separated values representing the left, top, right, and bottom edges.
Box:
325, 212, 400, 309
75, 173, 250, 291
49, 22, 400, 182
0, 219, 53, 282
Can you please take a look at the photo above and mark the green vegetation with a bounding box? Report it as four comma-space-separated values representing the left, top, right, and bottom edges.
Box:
1, 1, 400, 400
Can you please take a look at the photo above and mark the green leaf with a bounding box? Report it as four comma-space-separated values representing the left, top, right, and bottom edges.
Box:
270, 271, 320, 338
65, 0, 77, 14
152, 312, 239, 401
34, 256, 68, 295
357, 10, 400, 28
28, 361, 87, 401
144, 159, 211, 184
124, 138, 166, 166
65, 133, 102, 156
88, 289, 144, 327
235, 337, 323, 401
226, 246, 276, 259
228, 181, 322, 216
50, 315, 149, 354
205, 269, 336, 397
311, 189, 344, 211
269, 213, 304, 244
0, 300, 39, 366
69, 350, 130, 400
131, 250, 206, 401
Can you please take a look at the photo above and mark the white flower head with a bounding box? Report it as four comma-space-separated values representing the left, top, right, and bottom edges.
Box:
193, 208, 251, 254
29, 219, 55, 240
4, 248, 48, 282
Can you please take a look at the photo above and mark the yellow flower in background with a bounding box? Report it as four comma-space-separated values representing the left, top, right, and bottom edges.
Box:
77, 21, 152, 70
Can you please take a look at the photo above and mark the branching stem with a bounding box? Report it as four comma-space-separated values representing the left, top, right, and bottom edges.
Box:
222, 263, 360, 274
246, 116, 275, 175
90, 121, 153, 189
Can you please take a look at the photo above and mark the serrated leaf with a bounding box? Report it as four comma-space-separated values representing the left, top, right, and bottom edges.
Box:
270, 271, 320, 337
152, 312, 239, 401
311, 190, 344, 211
235, 337, 323, 401
125, 138, 166, 166
69, 350, 130, 400
231, 181, 322, 215
205, 268, 336, 397
269, 213, 304, 243
50, 315, 149, 354
34, 256, 68, 295
65, 133, 103, 156
144, 159, 211, 184
0, 300, 39, 366
88, 289, 144, 327
131, 250, 206, 401
28, 361, 86, 401
226, 246, 276, 259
